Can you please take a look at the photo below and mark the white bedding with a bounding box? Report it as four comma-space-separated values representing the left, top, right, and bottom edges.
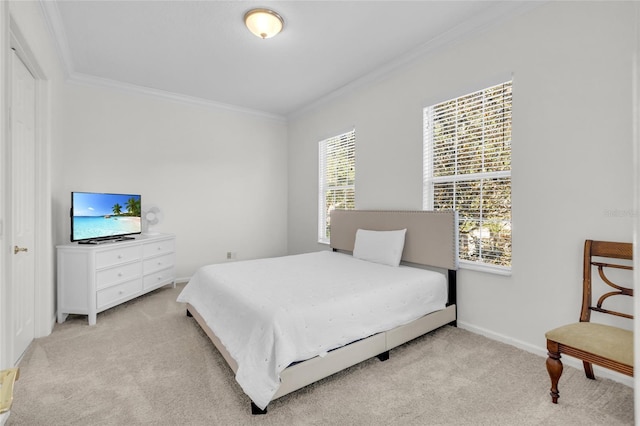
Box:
176, 251, 447, 409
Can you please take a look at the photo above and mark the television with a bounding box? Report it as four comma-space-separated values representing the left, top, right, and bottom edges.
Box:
71, 192, 142, 243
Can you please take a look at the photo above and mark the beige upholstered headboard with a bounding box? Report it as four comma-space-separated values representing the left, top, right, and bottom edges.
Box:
329, 210, 459, 270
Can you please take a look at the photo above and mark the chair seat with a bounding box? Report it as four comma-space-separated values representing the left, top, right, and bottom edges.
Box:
546, 322, 633, 367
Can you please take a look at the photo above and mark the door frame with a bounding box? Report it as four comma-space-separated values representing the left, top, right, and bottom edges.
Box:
0, 6, 53, 369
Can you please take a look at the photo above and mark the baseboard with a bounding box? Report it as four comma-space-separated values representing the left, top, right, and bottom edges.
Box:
457, 321, 634, 388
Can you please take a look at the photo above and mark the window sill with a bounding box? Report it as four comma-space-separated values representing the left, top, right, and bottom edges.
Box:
459, 260, 512, 276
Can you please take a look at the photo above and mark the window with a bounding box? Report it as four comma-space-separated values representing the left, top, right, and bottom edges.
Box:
318, 129, 355, 244
423, 81, 512, 271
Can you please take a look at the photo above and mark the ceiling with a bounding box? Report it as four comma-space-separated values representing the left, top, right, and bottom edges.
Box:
41, 1, 531, 119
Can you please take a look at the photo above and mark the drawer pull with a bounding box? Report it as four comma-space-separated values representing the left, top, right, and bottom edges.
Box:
118, 255, 122, 259
157, 276, 162, 281
119, 290, 124, 295
157, 247, 162, 251
157, 261, 163, 266
118, 273, 123, 277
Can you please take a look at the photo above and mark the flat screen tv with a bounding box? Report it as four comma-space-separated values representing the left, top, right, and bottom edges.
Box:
71, 192, 142, 243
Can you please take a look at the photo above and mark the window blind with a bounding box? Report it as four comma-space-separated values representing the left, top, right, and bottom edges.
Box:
423, 81, 512, 269
318, 129, 356, 244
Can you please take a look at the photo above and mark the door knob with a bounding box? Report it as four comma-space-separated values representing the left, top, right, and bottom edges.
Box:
13, 246, 28, 255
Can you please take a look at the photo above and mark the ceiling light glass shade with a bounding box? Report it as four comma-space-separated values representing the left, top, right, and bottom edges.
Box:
244, 9, 284, 39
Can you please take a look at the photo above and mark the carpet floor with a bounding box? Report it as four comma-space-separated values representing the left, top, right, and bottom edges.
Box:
6, 283, 634, 425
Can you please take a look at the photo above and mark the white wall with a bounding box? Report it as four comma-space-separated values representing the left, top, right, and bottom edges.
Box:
54, 83, 289, 279
634, 0, 640, 409
287, 0, 636, 376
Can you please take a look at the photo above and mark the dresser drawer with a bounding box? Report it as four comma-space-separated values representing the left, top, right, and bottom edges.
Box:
143, 267, 175, 290
96, 245, 142, 269
96, 262, 142, 290
143, 239, 175, 258
143, 253, 174, 275
96, 278, 141, 309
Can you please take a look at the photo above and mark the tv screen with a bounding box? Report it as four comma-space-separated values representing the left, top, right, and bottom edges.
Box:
71, 192, 142, 242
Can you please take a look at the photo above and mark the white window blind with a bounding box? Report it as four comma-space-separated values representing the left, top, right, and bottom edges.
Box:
318, 129, 356, 244
423, 81, 512, 270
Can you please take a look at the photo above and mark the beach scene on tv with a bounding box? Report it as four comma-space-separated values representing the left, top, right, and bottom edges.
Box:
72, 192, 141, 241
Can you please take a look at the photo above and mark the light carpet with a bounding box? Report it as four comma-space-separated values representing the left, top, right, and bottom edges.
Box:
7, 283, 634, 425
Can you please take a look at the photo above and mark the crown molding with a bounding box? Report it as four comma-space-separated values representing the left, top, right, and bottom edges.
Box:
39, 0, 543, 122
38, 0, 286, 122
39, 0, 73, 79
288, 1, 545, 120
67, 71, 287, 122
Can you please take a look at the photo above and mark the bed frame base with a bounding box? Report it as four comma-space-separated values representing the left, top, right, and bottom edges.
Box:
186, 302, 455, 414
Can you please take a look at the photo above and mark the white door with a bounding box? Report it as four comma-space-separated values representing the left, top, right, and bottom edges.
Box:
11, 49, 36, 364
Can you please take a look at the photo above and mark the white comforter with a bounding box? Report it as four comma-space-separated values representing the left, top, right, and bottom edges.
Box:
176, 251, 446, 409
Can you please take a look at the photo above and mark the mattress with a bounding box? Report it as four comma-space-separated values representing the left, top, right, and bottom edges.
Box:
176, 251, 447, 409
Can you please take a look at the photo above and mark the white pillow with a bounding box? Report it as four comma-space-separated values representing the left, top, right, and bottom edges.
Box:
352, 228, 407, 267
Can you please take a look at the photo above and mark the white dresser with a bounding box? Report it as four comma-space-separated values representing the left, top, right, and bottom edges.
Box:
57, 233, 176, 325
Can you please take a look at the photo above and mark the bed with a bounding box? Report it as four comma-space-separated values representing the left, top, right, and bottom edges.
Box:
177, 209, 458, 414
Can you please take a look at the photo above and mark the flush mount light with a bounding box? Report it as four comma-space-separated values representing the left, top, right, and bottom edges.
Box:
244, 8, 284, 39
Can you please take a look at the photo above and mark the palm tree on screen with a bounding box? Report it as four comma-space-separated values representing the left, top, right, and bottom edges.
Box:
126, 198, 139, 216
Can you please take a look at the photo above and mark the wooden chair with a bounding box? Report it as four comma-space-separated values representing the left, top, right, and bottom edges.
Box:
545, 240, 633, 403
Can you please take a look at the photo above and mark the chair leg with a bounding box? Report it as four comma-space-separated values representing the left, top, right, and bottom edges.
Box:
582, 361, 595, 380
546, 341, 563, 404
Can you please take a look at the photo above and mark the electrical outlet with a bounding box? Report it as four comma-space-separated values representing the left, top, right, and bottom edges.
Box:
226, 251, 236, 260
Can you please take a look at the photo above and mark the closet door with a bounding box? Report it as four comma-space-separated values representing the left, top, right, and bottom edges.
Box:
10, 48, 36, 364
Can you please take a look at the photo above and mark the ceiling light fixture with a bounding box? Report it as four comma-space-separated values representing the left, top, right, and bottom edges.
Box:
244, 8, 284, 39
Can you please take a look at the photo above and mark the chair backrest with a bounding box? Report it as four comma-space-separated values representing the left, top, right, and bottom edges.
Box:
580, 240, 633, 323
